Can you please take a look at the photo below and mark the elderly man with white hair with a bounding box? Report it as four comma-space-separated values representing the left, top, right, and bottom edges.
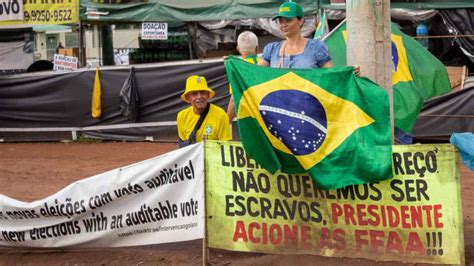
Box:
226, 31, 261, 123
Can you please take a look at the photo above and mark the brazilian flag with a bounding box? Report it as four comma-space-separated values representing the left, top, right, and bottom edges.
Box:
325, 22, 450, 133
225, 56, 392, 190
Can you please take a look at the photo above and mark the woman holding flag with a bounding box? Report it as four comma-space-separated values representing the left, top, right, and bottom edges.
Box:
259, 2, 334, 69
259, 2, 360, 75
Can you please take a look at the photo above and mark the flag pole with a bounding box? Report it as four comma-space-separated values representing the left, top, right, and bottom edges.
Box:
346, 0, 394, 143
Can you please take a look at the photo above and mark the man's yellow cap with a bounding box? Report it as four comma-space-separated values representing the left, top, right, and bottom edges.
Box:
180, 75, 215, 103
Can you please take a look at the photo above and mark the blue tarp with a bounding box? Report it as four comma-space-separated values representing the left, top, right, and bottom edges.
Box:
450, 133, 474, 171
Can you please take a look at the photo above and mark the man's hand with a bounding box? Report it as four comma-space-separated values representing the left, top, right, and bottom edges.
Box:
354, 65, 361, 76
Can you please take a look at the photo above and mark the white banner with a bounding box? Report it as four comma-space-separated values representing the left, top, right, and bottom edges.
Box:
142, 22, 168, 40
0, 143, 204, 248
53, 54, 78, 71
0, 0, 23, 22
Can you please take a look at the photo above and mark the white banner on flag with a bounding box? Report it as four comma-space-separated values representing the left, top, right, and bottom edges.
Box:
0, 143, 204, 248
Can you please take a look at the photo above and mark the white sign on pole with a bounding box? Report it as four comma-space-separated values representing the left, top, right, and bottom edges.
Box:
141, 22, 168, 40
53, 54, 78, 71
0, 143, 204, 248
0, 0, 24, 21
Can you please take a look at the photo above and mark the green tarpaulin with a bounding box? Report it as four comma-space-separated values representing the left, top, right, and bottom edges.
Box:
320, 0, 474, 9
80, 0, 319, 23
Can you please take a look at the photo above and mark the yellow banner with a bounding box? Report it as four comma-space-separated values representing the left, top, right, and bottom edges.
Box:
0, 0, 79, 27
205, 141, 464, 264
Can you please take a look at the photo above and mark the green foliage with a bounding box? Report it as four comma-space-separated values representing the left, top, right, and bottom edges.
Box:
75, 135, 102, 143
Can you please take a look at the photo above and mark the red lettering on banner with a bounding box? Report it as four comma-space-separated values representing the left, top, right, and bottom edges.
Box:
400, 206, 410, 228
283, 224, 298, 247
233, 220, 248, 242
370, 230, 385, 252
367, 205, 380, 226
331, 203, 442, 229
331, 203, 343, 224
354, 230, 425, 255
333, 228, 346, 250
381, 205, 387, 226
410, 206, 423, 228
320, 227, 346, 250
301, 226, 312, 249
355, 230, 369, 252
422, 205, 433, 227
262, 222, 268, 244
269, 224, 282, 245
433, 204, 444, 228
320, 227, 330, 249
386, 231, 404, 254
406, 232, 424, 255
356, 204, 368, 226
344, 204, 356, 225
249, 222, 260, 243
387, 206, 400, 227
232, 221, 313, 248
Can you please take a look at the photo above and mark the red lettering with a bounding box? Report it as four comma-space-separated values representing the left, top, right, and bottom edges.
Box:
406, 232, 424, 255
410, 206, 423, 228
319, 227, 331, 249
233, 220, 248, 242
433, 204, 443, 228
381, 205, 387, 226
422, 205, 433, 227
248, 222, 260, 243
331, 203, 343, 224
400, 206, 411, 228
387, 206, 400, 227
386, 231, 404, 254
344, 204, 356, 225
367, 205, 380, 226
262, 223, 268, 244
319, 227, 345, 250
355, 230, 369, 251
283, 224, 299, 247
269, 224, 282, 245
370, 230, 385, 252
356, 204, 368, 226
300, 225, 312, 249
333, 228, 346, 250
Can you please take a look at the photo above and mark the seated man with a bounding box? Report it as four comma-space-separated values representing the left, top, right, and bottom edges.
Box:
177, 75, 231, 147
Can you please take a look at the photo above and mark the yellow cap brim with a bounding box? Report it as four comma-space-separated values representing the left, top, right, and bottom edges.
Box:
181, 89, 215, 103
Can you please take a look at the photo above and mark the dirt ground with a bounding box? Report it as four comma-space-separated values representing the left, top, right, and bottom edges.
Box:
0, 142, 472, 265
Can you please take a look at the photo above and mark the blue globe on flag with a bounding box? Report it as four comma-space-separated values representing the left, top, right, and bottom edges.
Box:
392, 41, 399, 72
259, 90, 327, 156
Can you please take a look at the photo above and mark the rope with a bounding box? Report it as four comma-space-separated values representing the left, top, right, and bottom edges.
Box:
419, 114, 474, 118
413, 34, 474, 39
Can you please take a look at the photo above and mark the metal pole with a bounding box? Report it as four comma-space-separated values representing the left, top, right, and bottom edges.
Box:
78, 21, 86, 67
187, 23, 194, 60
101, 25, 114, 66
346, 0, 394, 142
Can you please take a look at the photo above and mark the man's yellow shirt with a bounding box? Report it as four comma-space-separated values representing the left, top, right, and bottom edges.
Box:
177, 104, 231, 142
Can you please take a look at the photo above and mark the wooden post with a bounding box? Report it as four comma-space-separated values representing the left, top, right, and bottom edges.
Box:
346, 0, 394, 141
202, 140, 209, 266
